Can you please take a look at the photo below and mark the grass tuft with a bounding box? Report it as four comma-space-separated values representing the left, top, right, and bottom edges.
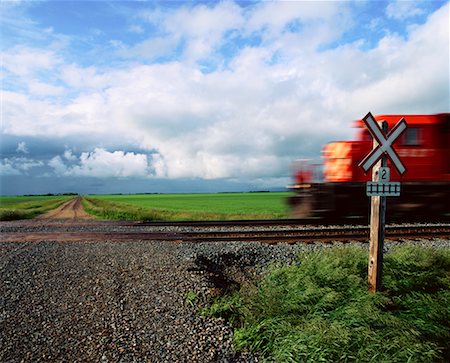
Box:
204, 246, 450, 362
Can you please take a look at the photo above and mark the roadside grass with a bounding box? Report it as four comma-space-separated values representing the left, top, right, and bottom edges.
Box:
84, 192, 291, 221
0, 196, 72, 221
203, 246, 450, 362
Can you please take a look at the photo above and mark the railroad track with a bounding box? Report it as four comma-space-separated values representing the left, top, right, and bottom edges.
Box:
178, 225, 450, 243
136, 216, 450, 227
1, 221, 449, 243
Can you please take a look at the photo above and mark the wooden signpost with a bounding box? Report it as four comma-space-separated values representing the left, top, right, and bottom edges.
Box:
358, 112, 407, 293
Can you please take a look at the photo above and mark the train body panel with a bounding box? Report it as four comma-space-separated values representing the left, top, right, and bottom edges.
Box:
323, 113, 450, 183
290, 113, 450, 220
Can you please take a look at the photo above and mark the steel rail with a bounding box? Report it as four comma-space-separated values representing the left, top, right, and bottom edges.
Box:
135, 218, 366, 227
135, 216, 450, 228
179, 225, 450, 243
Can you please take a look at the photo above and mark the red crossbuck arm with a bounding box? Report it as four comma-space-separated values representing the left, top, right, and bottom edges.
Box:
358, 112, 407, 175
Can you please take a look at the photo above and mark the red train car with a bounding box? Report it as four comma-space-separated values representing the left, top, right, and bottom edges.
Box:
290, 113, 450, 220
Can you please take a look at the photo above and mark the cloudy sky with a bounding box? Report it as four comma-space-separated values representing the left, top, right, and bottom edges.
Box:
1, 0, 449, 195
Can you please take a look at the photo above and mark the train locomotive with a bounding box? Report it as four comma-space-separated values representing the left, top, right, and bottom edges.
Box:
289, 113, 450, 221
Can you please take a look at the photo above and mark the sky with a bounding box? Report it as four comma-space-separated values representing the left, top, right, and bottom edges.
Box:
1, 0, 449, 196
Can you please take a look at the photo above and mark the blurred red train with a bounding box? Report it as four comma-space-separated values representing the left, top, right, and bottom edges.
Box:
289, 113, 450, 220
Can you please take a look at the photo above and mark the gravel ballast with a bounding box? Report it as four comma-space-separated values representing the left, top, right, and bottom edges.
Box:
0, 240, 259, 362
1, 234, 449, 362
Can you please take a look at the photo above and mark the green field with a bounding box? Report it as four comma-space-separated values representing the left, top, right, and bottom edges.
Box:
0, 195, 72, 221
84, 192, 292, 221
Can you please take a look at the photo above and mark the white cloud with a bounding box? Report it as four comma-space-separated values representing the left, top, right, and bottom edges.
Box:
2, 46, 61, 77
63, 149, 77, 161
28, 80, 65, 96
16, 141, 28, 153
48, 155, 68, 175
345, 3, 449, 113
0, 160, 21, 175
72, 148, 150, 177
59, 64, 111, 90
134, 1, 244, 63
150, 153, 167, 178
117, 36, 180, 60
50, 148, 151, 178
16, 158, 44, 171
386, 1, 426, 20
247, 1, 343, 31
0, 157, 44, 175
128, 25, 144, 34
245, 1, 350, 51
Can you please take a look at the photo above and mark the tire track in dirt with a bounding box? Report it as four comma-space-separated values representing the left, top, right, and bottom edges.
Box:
37, 196, 94, 220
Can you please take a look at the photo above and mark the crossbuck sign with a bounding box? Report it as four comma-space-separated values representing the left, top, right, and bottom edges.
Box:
358, 112, 408, 293
359, 113, 407, 175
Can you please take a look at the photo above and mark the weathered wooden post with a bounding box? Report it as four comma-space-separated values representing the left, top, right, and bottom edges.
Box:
358, 112, 407, 293
367, 121, 387, 293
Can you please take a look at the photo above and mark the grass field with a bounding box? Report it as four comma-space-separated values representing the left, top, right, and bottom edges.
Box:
84, 192, 292, 221
0, 195, 72, 221
204, 246, 450, 362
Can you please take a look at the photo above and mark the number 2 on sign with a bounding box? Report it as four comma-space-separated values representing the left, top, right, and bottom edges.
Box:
379, 167, 390, 182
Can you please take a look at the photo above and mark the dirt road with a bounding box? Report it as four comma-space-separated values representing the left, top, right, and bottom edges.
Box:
38, 196, 94, 220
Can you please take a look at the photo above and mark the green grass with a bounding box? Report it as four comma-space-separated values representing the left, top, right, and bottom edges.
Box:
0, 195, 72, 221
84, 192, 292, 221
203, 246, 450, 362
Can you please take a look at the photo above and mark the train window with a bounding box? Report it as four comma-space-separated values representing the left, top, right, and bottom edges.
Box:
401, 128, 420, 146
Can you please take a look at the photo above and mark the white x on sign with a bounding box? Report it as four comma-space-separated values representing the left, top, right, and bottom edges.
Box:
358, 112, 407, 175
